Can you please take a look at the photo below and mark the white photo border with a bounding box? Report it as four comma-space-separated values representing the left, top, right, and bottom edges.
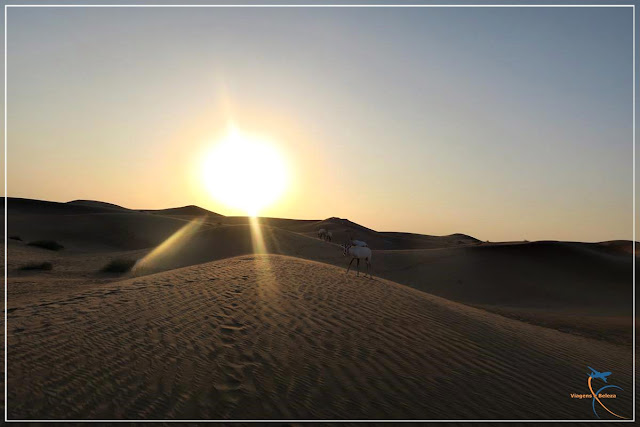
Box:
3, 2, 636, 423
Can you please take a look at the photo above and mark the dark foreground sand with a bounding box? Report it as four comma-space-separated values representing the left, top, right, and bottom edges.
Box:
7, 255, 633, 420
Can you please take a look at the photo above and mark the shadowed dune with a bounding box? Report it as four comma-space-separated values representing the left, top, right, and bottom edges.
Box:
67, 200, 132, 211
6, 255, 633, 420
370, 242, 634, 344
222, 215, 479, 250
373, 242, 632, 313
6, 197, 471, 251
9, 212, 194, 251
141, 205, 223, 217
6, 197, 133, 215
6, 197, 196, 251
6, 197, 634, 345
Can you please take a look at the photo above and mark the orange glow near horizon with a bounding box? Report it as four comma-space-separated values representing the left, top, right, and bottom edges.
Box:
201, 127, 289, 217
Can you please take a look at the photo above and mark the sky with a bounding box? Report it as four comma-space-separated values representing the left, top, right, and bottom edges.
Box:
3, 4, 635, 242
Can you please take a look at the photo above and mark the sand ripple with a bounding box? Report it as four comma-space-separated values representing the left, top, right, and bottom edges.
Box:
7, 255, 633, 420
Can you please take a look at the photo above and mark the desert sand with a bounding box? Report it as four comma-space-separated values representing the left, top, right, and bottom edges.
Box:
4, 197, 636, 419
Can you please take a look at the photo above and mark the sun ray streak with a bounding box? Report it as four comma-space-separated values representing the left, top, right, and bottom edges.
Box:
247, 216, 282, 314
249, 215, 268, 255
133, 217, 206, 274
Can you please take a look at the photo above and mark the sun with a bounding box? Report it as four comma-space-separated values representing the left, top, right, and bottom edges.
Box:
202, 129, 288, 216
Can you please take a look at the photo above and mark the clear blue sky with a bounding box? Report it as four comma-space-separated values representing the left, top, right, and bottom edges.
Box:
3, 3, 635, 242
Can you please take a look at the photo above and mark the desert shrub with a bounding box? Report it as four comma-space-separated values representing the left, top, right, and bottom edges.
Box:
20, 262, 53, 271
101, 258, 136, 273
9, 235, 22, 241
27, 240, 64, 251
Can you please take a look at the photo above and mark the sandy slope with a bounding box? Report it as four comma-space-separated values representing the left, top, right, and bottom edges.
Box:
6, 255, 633, 420
5, 197, 478, 251
369, 242, 634, 344
8, 211, 195, 251
7, 240, 147, 306
7, 195, 634, 345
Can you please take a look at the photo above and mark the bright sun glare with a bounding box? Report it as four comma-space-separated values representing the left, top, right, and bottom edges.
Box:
202, 129, 288, 216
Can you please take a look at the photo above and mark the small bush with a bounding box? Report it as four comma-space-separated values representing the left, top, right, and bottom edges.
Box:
101, 258, 136, 273
20, 262, 53, 271
28, 240, 64, 251
9, 235, 22, 241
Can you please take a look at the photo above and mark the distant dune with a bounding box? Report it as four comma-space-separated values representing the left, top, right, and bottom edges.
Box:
371, 241, 634, 344
7, 255, 633, 419
5, 197, 479, 251
67, 199, 131, 211
213, 215, 480, 250
5, 197, 132, 215
140, 205, 223, 217
8, 210, 191, 251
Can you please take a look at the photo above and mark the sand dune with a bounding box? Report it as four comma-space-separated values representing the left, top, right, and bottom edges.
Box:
7, 197, 222, 251
9, 212, 192, 251
7, 255, 633, 420
374, 242, 632, 312
370, 242, 634, 344
6, 197, 634, 346
141, 205, 223, 217
7, 240, 147, 306
5, 198, 635, 419
67, 200, 132, 211
6, 197, 472, 251
7, 197, 133, 215
223, 216, 479, 250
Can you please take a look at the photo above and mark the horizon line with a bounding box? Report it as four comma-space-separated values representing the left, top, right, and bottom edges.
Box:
4, 195, 636, 244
